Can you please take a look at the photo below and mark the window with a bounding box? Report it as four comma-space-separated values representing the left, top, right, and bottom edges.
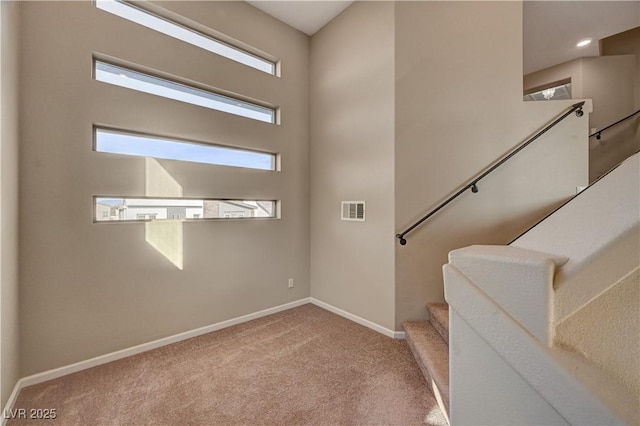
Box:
94, 60, 276, 123
524, 82, 572, 102
95, 197, 277, 222
95, 128, 276, 171
95, 0, 276, 75
136, 213, 157, 220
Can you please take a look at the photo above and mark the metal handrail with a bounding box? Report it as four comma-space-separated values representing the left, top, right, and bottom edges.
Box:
396, 101, 586, 246
590, 109, 640, 140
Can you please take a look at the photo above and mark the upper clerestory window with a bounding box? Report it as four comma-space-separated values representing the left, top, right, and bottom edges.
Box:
95, 127, 277, 171
94, 59, 276, 123
96, 0, 277, 75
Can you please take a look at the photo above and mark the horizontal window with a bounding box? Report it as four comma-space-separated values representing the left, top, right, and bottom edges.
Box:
94, 60, 276, 123
95, 128, 276, 171
524, 81, 572, 101
95, 0, 276, 75
95, 197, 277, 222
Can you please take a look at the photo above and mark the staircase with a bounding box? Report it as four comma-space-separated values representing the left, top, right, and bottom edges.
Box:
403, 303, 450, 423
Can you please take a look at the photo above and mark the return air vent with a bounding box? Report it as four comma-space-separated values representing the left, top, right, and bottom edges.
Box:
341, 201, 365, 222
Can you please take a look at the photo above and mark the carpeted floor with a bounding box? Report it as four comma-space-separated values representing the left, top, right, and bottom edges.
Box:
9, 304, 447, 425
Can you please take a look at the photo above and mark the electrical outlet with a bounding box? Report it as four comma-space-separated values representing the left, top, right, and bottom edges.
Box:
288, 278, 294, 289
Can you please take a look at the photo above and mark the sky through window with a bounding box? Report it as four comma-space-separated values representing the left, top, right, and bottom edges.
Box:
95, 0, 276, 74
96, 129, 276, 171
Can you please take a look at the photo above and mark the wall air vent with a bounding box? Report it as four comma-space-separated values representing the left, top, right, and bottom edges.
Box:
341, 201, 365, 222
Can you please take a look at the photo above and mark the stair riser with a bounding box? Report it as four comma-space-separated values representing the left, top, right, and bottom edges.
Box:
426, 303, 450, 345
406, 337, 450, 417
403, 320, 450, 420
431, 316, 449, 345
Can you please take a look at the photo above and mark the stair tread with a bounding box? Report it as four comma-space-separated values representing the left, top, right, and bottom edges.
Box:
427, 302, 449, 344
403, 320, 450, 414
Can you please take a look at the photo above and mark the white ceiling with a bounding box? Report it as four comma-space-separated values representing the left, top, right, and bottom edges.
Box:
246, 1, 639, 75
247, 1, 353, 36
523, 1, 640, 74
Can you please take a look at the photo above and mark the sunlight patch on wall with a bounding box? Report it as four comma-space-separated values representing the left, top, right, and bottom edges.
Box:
145, 220, 184, 270
145, 158, 184, 269
145, 157, 182, 197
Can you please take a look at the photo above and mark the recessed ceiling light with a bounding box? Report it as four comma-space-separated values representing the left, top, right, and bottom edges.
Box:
577, 39, 592, 47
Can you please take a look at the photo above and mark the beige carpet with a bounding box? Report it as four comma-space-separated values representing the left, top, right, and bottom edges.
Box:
9, 304, 447, 425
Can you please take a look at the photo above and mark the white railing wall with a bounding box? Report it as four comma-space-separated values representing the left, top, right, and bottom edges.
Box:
444, 153, 640, 425
445, 247, 638, 425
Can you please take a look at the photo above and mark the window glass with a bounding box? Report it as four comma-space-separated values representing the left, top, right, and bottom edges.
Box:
95, 198, 277, 222
96, 0, 276, 74
95, 128, 276, 171
94, 60, 276, 123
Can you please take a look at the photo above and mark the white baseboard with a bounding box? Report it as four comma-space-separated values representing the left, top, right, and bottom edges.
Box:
1, 378, 23, 426
17, 298, 312, 390
309, 298, 405, 339
3, 296, 404, 414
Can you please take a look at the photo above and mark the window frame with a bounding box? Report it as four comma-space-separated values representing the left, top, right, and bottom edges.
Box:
95, 0, 278, 75
93, 196, 280, 223
93, 126, 279, 172
93, 58, 278, 124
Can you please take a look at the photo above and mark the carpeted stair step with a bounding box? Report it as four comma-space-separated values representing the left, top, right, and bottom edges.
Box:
403, 320, 450, 419
427, 302, 449, 344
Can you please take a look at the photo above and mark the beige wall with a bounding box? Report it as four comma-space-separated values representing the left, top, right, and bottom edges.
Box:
525, 55, 638, 182
310, 1, 590, 332
601, 28, 640, 181
524, 59, 584, 98
583, 55, 638, 180
19, 1, 309, 376
1, 0, 21, 407
310, 2, 396, 331
602, 27, 640, 108
395, 2, 589, 328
